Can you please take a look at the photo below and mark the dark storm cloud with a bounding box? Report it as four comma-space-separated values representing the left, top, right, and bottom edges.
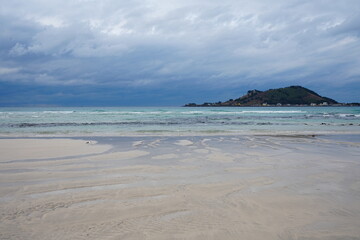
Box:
0, 0, 359, 105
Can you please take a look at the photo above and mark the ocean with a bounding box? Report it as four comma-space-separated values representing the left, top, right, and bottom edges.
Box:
0, 106, 360, 136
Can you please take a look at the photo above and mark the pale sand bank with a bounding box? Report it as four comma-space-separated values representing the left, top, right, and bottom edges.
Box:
1, 136, 360, 240
0, 139, 111, 162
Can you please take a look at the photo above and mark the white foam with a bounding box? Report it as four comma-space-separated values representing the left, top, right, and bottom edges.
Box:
338, 114, 360, 118
181, 110, 306, 114
42, 111, 75, 114
239, 110, 306, 114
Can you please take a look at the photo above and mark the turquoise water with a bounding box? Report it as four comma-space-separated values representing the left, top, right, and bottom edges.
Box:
0, 107, 359, 136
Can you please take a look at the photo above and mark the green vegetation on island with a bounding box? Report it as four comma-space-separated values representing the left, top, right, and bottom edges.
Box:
185, 86, 358, 107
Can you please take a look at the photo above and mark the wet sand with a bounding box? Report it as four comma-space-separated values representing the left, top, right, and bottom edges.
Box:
1, 135, 360, 240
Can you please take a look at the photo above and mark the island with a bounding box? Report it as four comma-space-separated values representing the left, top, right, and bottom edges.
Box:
185, 86, 359, 107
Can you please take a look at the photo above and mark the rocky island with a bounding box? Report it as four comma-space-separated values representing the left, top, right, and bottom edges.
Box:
185, 86, 358, 107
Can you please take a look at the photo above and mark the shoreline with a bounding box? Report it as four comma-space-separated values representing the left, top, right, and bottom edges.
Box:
1, 130, 360, 138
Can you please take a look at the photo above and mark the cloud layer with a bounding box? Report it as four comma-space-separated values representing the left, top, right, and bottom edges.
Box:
1, 0, 359, 105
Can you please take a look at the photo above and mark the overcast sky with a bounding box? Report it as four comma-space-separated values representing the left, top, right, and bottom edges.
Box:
1, 0, 359, 106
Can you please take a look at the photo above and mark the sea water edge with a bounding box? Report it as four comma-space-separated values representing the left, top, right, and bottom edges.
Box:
0, 106, 359, 138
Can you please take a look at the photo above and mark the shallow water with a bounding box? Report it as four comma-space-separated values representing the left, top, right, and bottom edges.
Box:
0, 106, 360, 136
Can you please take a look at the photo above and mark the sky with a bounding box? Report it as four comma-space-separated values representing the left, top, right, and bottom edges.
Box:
1, 0, 359, 106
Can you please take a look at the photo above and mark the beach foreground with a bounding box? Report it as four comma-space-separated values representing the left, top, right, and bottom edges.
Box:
1, 135, 360, 240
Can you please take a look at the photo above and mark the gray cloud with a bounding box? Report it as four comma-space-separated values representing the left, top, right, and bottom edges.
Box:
1, 0, 359, 103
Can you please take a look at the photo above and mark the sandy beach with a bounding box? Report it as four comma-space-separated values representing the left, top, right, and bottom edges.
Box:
1, 135, 360, 240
